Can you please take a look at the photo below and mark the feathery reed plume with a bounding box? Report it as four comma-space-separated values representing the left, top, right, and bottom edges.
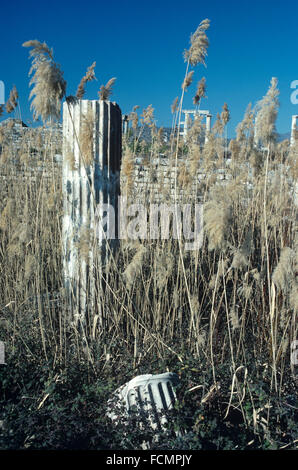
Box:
157, 126, 164, 142
154, 248, 174, 289
212, 112, 224, 135
187, 115, 204, 145
76, 62, 96, 99
254, 77, 279, 146
229, 307, 240, 330
237, 282, 253, 301
184, 19, 210, 66
290, 284, 298, 312
249, 148, 263, 175
128, 109, 139, 130
182, 71, 194, 91
123, 244, 146, 288
141, 104, 154, 126
203, 133, 217, 163
272, 247, 295, 292
197, 331, 206, 347
5, 86, 18, 114
189, 142, 202, 173
221, 103, 230, 126
23, 39, 66, 121
229, 139, 240, 162
236, 103, 254, 141
171, 97, 179, 114
193, 77, 206, 105
204, 198, 232, 250
99, 77, 116, 101
178, 162, 191, 187
231, 229, 252, 269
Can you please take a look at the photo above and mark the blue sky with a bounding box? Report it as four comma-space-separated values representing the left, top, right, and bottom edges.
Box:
0, 0, 297, 136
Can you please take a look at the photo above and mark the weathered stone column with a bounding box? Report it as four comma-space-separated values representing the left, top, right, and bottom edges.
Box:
183, 112, 191, 140
62, 99, 122, 320
122, 114, 129, 135
205, 114, 212, 144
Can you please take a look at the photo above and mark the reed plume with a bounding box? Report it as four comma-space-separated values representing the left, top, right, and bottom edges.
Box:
229, 307, 240, 330
221, 103, 230, 126
204, 198, 232, 250
23, 40, 66, 121
128, 110, 139, 130
236, 103, 254, 141
193, 77, 206, 105
184, 19, 210, 66
76, 62, 96, 99
123, 244, 147, 288
212, 113, 224, 136
231, 230, 252, 269
272, 247, 295, 292
171, 97, 179, 114
229, 139, 240, 162
290, 284, 298, 312
99, 77, 116, 100
254, 77, 279, 146
141, 104, 155, 126
182, 71, 194, 91
5, 86, 18, 114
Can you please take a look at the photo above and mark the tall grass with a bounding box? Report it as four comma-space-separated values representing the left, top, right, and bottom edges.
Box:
0, 24, 297, 449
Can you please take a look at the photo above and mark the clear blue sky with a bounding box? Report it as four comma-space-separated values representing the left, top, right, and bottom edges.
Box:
0, 0, 297, 136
